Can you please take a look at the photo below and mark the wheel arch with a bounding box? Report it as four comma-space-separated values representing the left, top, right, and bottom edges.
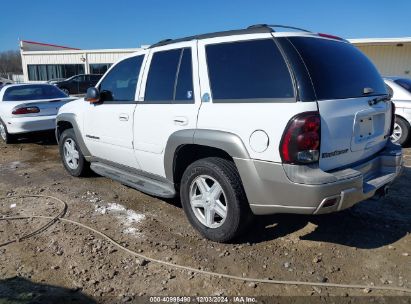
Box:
56, 113, 91, 157
395, 113, 411, 127
164, 129, 250, 186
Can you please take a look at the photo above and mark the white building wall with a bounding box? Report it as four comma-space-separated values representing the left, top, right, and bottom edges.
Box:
354, 43, 411, 77
21, 48, 140, 82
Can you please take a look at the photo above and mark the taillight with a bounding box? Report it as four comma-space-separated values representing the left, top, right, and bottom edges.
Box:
389, 101, 396, 136
280, 112, 321, 164
12, 107, 40, 115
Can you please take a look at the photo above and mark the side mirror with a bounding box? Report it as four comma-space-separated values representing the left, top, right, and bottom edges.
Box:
85, 87, 100, 103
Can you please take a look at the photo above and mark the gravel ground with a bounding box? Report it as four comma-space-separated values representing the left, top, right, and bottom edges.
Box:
0, 132, 410, 303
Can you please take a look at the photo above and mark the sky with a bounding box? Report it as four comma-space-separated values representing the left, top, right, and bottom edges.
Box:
0, 0, 410, 52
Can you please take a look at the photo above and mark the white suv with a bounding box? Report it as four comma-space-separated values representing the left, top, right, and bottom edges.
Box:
56, 25, 403, 242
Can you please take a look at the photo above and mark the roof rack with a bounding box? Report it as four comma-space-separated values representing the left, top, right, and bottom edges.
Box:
247, 24, 311, 33
149, 24, 310, 48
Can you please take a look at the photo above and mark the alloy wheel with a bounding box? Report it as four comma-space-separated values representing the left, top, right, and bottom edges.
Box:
0, 123, 6, 141
390, 122, 402, 143
63, 138, 80, 170
189, 175, 228, 228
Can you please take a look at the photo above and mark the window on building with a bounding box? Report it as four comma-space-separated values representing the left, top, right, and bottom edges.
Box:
27, 64, 85, 81
206, 39, 294, 101
144, 48, 194, 103
98, 55, 144, 102
90, 63, 112, 75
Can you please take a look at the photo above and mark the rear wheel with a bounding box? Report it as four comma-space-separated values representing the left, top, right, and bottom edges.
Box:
0, 119, 15, 144
59, 129, 90, 176
391, 116, 410, 145
180, 157, 251, 242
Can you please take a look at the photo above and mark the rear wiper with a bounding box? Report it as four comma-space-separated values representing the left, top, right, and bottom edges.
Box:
368, 95, 391, 106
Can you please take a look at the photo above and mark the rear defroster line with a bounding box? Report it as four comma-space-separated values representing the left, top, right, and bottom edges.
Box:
1, 194, 410, 294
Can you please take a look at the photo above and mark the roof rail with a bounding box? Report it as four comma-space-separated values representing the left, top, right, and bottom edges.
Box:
150, 38, 173, 48
248, 24, 311, 33
149, 24, 309, 49
149, 26, 273, 48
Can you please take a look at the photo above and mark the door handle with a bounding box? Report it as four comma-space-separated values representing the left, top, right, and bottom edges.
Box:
119, 113, 129, 121
173, 116, 188, 126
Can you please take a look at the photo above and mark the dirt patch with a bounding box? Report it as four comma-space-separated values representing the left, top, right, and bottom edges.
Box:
0, 134, 410, 302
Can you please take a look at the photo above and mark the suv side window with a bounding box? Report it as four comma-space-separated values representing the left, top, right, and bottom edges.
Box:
144, 48, 194, 103
206, 39, 294, 101
175, 48, 194, 102
99, 55, 144, 102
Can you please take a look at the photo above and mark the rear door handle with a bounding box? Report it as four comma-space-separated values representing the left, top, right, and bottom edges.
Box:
119, 113, 129, 121
173, 116, 188, 126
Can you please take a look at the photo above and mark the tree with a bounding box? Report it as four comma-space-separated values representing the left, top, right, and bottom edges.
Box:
0, 50, 22, 78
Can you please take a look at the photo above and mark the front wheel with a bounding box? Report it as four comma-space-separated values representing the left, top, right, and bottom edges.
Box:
59, 129, 90, 177
0, 119, 15, 144
180, 157, 251, 242
390, 117, 410, 145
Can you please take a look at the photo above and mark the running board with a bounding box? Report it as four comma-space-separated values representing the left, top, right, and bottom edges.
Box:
90, 162, 176, 198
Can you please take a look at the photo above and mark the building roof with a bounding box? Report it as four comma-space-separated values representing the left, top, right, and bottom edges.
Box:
20, 40, 80, 51
348, 37, 411, 45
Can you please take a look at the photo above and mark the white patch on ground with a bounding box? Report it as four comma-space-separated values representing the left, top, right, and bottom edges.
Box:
122, 227, 137, 234
10, 203, 16, 208
94, 202, 145, 236
96, 203, 126, 214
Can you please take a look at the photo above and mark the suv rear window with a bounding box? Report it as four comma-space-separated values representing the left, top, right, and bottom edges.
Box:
288, 37, 387, 100
206, 39, 294, 101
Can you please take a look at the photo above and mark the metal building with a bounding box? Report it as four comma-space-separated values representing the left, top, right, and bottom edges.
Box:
19, 37, 411, 82
20, 40, 139, 82
351, 37, 411, 77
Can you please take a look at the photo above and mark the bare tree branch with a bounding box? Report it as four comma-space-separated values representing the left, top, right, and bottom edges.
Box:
0, 50, 22, 77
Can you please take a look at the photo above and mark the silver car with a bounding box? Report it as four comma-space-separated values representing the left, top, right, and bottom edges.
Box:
384, 77, 411, 145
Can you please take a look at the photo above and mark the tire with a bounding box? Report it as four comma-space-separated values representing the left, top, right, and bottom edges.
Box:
391, 116, 410, 145
0, 118, 16, 144
180, 157, 251, 242
59, 128, 90, 177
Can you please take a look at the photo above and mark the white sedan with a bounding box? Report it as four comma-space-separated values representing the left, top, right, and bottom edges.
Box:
0, 84, 74, 143
384, 77, 411, 145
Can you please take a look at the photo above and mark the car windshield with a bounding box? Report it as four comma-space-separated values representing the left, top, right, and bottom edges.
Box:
394, 78, 411, 93
3, 85, 68, 101
288, 37, 388, 100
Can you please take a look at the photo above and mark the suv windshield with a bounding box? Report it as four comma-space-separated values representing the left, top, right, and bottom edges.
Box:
3, 85, 68, 101
394, 78, 411, 93
288, 37, 387, 100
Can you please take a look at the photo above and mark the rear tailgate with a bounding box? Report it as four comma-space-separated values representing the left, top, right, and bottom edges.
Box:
317, 97, 391, 171
288, 36, 391, 171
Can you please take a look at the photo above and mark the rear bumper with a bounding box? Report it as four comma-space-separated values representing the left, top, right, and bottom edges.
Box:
235, 142, 403, 215
5, 116, 56, 134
